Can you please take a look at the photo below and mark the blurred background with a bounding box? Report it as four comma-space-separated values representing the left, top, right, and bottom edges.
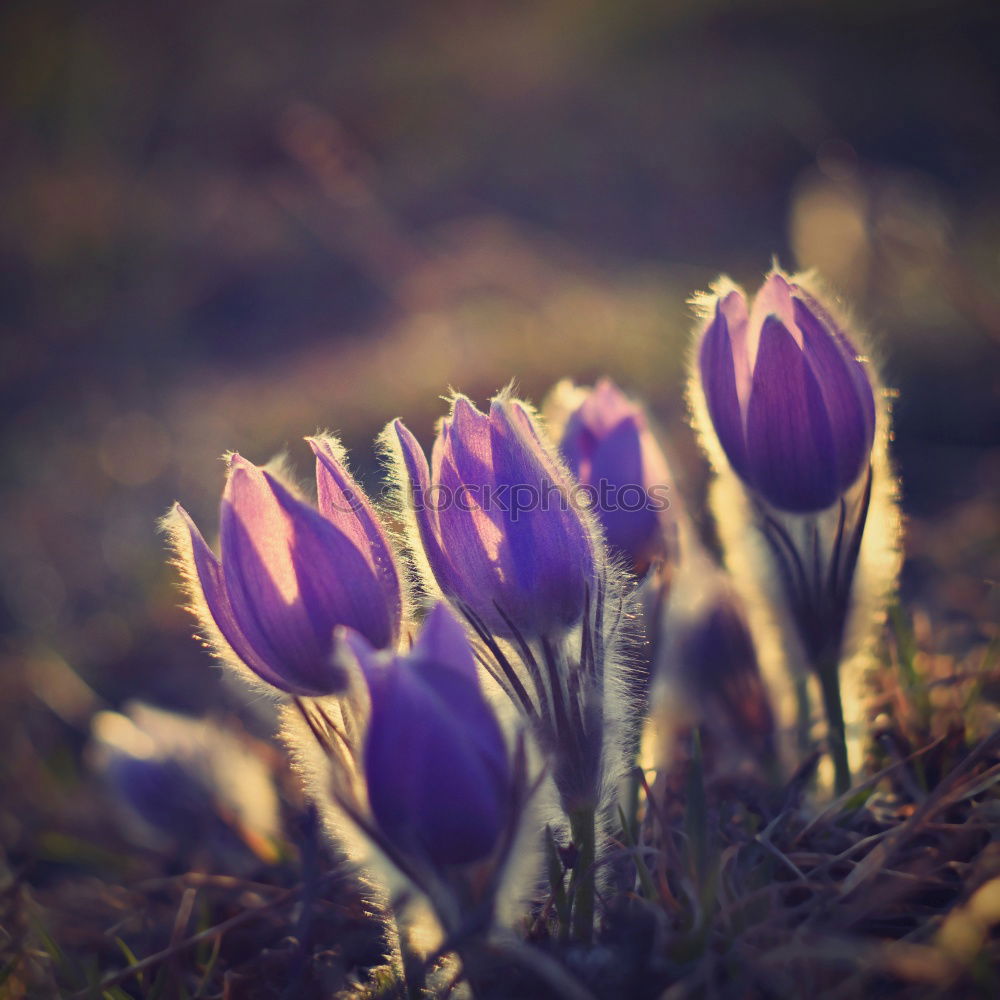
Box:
1, 0, 998, 852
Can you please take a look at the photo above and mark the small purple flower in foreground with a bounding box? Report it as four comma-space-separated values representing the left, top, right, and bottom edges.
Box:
341, 603, 510, 867
560, 378, 672, 573
392, 394, 595, 638
173, 443, 401, 696
699, 270, 876, 512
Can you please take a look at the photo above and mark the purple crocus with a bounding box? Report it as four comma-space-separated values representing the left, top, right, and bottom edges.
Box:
391, 394, 596, 638
341, 603, 510, 867
560, 378, 672, 573
173, 441, 402, 696
698, 271, 876, 512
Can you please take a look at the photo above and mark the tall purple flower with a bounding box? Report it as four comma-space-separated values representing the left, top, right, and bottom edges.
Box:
172, 441, 402, 697
391, 394, 596, 638
341, 603, 511, 867
698, 271, 876, 512
560, 378, 673, 573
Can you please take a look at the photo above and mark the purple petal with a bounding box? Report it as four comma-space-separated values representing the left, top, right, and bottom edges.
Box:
309, 437, 402, 631
434, 423, 504, 603
792, 295, 876, 490
560, 410, 599, 482
265, 471, 396, 646
365, 658, 507, 866
488, 399, 593, 631
408, 603, 508, 772
720, 290, 753, 411
745, 317, 839, 511
748, 273, 798, 350
582, 379, 636, 433
220, 458, 388, 694
588, 415, 661, 562
392, 420, 456, 594
699, 295, 751, 479
447, 396, 495, 487
106, 755, 215, 837
336, 626, 388, 702
435, 428, 509, 610
795, 300, 874, 498
176, 504, 304, 692
560, 379, 634, 483
410, 602, 478, 681
588, 413, 646, 488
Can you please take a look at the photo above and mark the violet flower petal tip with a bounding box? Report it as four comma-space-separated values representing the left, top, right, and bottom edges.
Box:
392, 419, 425, 472
333, 624, 385, 695
411, 602, 477, 680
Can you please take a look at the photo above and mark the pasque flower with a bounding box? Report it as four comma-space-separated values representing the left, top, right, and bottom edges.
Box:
694, 269, 894, 794
172, 439, 402, 697
391, 393, 595, 638
698, 270, 876, 512
678, 587, 776, 764
340, 603, 511, 867
559, 378, 673, 572
90, 702, 281, 861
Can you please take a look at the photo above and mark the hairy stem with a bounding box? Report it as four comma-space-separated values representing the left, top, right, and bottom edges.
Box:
817, 660, 850, 795
569, 806, 596, 943
392, 911, 426, 1000
794, 673, 812, 753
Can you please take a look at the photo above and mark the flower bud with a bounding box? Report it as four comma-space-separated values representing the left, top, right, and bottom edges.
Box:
391, 393, 596, 638
678, 588, 776, 763
341, 603, 511, 867
90, 702, 281, 858
173, 446, 402, 696
558, 378, 673, 573
698, 271, 876, 512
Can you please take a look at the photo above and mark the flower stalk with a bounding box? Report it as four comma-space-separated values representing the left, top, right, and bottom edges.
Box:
817, 656, 850, 795
568, 805, 597, 944
754, 465, 873, 790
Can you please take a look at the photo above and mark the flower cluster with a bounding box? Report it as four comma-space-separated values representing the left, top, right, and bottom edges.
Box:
164, 265, 896, 972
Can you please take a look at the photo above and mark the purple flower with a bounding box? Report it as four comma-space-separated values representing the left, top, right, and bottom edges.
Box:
699, 271, 876, 512
90, 703, 281, 859
341, 603, 511, 867
174, 442, 402, 696
105, 754, 216, 838
560, 378, 672, 572
679, 588, 776, 762
391, 394, 596, 638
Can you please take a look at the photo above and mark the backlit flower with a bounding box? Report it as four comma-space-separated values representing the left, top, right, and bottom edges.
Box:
391, 393, 596, 638
173, 442, 401, 696
698, 271, 876, 512
559, 378, 673, 572
341, 603, 511, 866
